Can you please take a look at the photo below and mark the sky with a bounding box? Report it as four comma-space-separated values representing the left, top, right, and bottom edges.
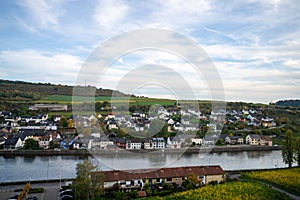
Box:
0, 0, 299, 103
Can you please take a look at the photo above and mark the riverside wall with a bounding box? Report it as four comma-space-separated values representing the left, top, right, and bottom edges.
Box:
0, 145, 282, 156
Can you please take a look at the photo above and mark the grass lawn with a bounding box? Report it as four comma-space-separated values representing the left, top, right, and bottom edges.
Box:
242, 167, 300, 196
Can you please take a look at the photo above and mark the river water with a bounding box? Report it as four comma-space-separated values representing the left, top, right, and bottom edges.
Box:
0, 150, 287, 183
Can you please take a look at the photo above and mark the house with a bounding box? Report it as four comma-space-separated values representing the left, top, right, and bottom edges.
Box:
260, 136, 273, 146
143, 139, 153, 150
29, 104, 68, 111
203, 136, 216, 146
167, 118, 175, 125
95, 165, 225, 191
225, 136, 243, 145
0, 135, 7, 145
73, 137, 92, 149
261, 118, 276, 128
4, 137, 23, 149
38, 134, 53, 149
107, 120, 118, 130
191, 137, 202, 145
152, 138, 165, 149
173, 122, 184, 131
114, 137, 126, 149
126, 139, 142, 150
18, 128, 46, 142
91, 136, 114, 150
167, 136, 182, 148
246, 134, 261, 145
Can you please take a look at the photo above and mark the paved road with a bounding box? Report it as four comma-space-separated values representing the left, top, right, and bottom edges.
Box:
43, 187, 60, 200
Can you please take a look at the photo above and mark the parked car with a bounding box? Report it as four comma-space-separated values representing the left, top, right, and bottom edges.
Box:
8, 194, 19, 200
27, 196, 38, 200
60, 189, 73, 197
61, 195, 74, 200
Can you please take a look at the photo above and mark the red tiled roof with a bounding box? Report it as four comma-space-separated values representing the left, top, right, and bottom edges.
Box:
96, 165, 225, 182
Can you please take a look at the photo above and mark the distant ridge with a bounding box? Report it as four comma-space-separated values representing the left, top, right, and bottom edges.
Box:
276, 99, 300, 107
0, 79, 129, 101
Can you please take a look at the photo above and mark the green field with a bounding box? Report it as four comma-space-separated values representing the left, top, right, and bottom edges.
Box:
150, 181, 291, 200
40, 95, 176, 106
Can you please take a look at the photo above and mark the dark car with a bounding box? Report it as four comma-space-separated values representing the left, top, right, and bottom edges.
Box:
8, 194, 19, 200
61, 195, 74, 200
60, 189, 73, 197
27, 196, 38, 200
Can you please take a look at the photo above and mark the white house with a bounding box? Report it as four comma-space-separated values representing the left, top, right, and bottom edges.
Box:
126, 140, 142, 150
152, 138, 165, 149
246, 134, 261, 145
167, 136, 182, 149
191, 138, 202, 145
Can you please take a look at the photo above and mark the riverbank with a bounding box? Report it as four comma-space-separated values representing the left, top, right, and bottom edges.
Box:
0, 166, 291, 187
0, 145, 282, 156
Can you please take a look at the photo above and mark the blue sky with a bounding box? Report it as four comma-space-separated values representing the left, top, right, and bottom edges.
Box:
0, 0, 299, 103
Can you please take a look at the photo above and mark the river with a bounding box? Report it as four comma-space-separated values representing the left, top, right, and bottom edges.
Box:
0, 150, 287, 183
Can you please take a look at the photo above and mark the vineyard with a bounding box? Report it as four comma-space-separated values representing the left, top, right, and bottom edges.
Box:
242, 168, 300, 196
149, 181, 291, 200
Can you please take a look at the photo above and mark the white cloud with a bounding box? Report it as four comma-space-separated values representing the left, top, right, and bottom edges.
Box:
93, 0, 129, 31
16, 0, 64, 31
1, 0, 300, 103
0, 49, 82, 84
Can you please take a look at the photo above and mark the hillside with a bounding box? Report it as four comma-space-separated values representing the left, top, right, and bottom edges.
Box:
0, 79, 128, 101
276, 100, 300, 107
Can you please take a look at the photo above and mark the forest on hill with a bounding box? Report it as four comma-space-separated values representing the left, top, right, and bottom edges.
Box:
276, 100, 300, 107
0, 79, 127, 101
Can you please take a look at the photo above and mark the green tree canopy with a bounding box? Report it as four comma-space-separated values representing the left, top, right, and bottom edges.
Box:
282, 130, 294, 168
23, 138, 39, 150
73, 159, 104, 200
58, 116, 68, 128
294, 137, 300, 167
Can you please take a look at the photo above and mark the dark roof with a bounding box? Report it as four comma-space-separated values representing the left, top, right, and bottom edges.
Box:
219, 134, 228, 140
17, 129, 45, 140
114, 137, 126, 143
4, 137, 19, 146
248, 134, 261, 139
229, 136, 243, 140
96, 165, 225, 182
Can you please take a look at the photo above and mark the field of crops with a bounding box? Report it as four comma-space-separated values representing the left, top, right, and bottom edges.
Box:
150, 181, 291, 200
242, 168, 300, 195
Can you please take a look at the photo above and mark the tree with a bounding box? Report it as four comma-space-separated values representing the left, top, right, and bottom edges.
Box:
48, 140, 59, 149
23, 138, 39, 150
73, 160, 104, 200
282, 130, 294, 168
58, 116, 68, 128
294, 137, 300, 167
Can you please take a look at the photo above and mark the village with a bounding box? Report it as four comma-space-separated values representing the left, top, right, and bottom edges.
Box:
0, 103, 277, 151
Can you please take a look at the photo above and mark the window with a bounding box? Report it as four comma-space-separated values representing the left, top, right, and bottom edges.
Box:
156, 178, 160, 182
166, 178, 172, 182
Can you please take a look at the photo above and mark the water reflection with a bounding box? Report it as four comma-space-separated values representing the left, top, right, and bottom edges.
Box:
0, 150, 288, 183
23, 156, 35, 163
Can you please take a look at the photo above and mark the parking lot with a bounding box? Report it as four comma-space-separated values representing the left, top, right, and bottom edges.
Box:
0, 181, 67, 200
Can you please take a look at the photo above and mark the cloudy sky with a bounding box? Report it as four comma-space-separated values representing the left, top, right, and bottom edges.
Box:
0, 0, 299, 103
